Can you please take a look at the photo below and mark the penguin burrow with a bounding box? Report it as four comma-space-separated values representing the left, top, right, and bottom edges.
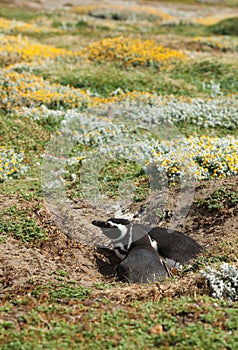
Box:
92, 218, 203, 283
92, 218, 168, 283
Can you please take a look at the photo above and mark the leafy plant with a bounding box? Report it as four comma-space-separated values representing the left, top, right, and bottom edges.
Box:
0, 206, 46, 243
49, 284, 91, 301
197, 186, 238, 212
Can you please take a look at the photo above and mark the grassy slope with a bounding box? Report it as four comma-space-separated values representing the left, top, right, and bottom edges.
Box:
1, 295, 237, 349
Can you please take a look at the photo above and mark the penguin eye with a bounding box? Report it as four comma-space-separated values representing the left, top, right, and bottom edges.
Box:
106, 221, 116, 228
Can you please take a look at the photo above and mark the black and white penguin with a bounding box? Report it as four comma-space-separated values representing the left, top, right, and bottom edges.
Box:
92, 219, 168, 283
92, 218, 203, 269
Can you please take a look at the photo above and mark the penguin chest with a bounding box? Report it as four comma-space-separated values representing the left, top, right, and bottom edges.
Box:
117, 247, 168, 283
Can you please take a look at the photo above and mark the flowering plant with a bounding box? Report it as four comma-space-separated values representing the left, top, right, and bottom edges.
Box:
201, 263, 238, 302
0, 146, 27, 182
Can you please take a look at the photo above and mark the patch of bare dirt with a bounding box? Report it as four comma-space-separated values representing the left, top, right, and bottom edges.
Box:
0, 195, 119, 298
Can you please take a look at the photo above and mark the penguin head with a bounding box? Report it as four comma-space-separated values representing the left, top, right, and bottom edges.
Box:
92, 218, 137, 259
92, 218, 151, 259
92, 218, 131, 241
92, 218, 132, 259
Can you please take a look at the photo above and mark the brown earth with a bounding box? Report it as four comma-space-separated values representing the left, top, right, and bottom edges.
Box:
1, 176, 237, 302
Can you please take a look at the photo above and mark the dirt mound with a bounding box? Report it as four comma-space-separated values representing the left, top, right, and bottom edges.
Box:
0, 195, 118, 297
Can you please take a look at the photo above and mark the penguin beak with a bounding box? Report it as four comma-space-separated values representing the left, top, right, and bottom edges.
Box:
92, 220, 113, 229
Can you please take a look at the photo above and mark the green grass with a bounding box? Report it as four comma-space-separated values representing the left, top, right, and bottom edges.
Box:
32, 62, 173, 96
156, 23, 208, 37
0, 177, 42, 197
0, 113, 50, 155
30, 58, 238, 98
0, 6, 42, 21
0, 112, 50, 196
208, 17, 238, 35
1, 295, 237, 349
0, 205, 46, 243
66, 158, 150, 201
169, 60, 238, 95
97, 159, 149, 201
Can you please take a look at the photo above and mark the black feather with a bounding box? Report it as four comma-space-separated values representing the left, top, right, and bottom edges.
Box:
149, 227, 203, 263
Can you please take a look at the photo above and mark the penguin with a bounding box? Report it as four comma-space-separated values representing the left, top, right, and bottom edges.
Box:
92, 219, 168, 283
92, 218, 203, 269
